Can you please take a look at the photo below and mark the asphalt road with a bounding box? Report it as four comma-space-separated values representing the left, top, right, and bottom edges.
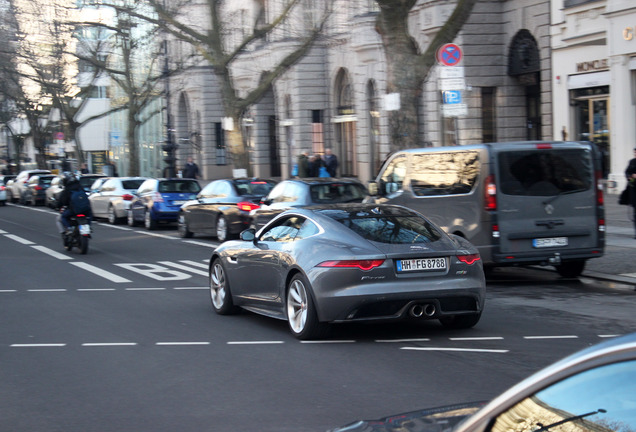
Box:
1, 203, 635, 432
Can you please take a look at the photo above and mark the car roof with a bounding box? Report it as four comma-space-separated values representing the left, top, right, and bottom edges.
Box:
283, 177, 363, 185
455, 332, 636, 432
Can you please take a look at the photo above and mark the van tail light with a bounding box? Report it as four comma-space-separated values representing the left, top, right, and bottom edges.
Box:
237, 201, 260, 212
484, 174, 497, 211
492, 224, 500, 238
595, 170, 604, 206
122, 194, 134, 201
317, 259, 385, 271
153, 192, 164, 203
457, 254, 481, 265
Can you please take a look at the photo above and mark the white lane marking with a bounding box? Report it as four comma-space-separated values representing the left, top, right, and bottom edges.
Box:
598, 334, 620, 338
11, 344, 67, 347
158, 261, 208, 276
174, 287, 207, 290
0, 290, 17, 293
138, 231, 175, 240
449, 337, 504, 341
182, 240, 217, 248
0, 229, 7, 234
179, 260, 209, 269
70, 262, 132, 283
95, 223, 131, 231
77, 288, 117, 292
82, 343, 138, 347
523, 335, 578, 340
28, 289, 67, 292
5, 234, 35, 245
376, 338, 431, 343
300, 340, 356, 344
402, 347, 509, 353
227, 341, 285, 345
125, 287, 166, 291
156, 342, 211, 346
31, 245, 73, 260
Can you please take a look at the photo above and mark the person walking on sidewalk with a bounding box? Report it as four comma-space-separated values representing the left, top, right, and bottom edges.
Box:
625, 147, 636, 238
182, 157, 200, 179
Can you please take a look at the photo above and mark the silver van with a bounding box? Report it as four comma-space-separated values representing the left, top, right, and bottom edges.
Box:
365, 141, 605, 277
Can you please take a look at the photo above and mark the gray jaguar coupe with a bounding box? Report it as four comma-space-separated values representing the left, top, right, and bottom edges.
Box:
208, 203, 486, 340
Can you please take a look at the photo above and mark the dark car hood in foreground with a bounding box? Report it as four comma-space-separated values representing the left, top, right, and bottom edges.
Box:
327, 402, 486, 432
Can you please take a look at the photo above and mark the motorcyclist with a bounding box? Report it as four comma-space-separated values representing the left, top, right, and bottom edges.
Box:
56, 172, 92, 239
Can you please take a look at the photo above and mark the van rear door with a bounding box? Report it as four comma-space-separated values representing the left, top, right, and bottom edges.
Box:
493, 142, 604, 265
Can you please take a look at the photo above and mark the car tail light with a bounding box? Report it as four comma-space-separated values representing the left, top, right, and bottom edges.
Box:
34, 185, 43, 191
153, 192, 164, 203
122, 194, 134, 201
317, 259, 385, 271
484, 174, 496, 211
237, 201, 260, 212
0, 185, 5, 191
457, 254, 481, 265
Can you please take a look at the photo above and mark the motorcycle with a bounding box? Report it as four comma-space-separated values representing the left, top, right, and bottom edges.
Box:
63, 213, 92, 254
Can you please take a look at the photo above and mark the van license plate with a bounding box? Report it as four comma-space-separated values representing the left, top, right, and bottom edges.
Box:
533, 237, 568, 248
397, 258, 447, 272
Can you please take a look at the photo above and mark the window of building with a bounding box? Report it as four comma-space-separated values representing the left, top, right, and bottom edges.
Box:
215, 122, 227, 166
311, 110, 324, 154
481, 87, 496, 142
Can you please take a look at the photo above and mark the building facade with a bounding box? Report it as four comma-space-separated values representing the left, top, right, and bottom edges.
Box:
552, 0, 636, 193
170, 0, 553, 183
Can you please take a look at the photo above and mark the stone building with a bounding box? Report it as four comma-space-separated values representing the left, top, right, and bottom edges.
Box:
170, 0, 553, 183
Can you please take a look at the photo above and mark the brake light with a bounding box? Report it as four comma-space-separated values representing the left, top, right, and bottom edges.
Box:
457, 254, 480, 265
536, 143, 552, 149
237, 201, 260, 212
122, 194, 134, 201
250, 181, 267, 185
0, 185, 5, 191
595, 170, 604, 206
76, 214, 86, 217
34, 185, 43, 191
484, 174, 497, 211
153, 192, 164, 203
317, 259, 385, 271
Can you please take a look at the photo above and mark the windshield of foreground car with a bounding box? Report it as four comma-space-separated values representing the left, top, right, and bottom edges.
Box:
325, 208, 443, 244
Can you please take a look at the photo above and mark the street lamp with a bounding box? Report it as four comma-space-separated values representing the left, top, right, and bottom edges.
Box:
161, 39, 177, 178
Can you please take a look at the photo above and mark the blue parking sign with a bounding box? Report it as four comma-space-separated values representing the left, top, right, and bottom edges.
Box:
443, 90, 462, 104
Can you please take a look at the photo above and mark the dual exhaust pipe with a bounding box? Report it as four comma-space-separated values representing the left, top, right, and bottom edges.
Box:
409, 303, 436, 318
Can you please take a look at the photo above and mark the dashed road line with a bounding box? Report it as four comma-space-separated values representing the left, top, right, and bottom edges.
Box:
31, 245, 73, 260
449, 337, 504, 341
300, 340, 356, 344
402, 347, 510, 353
82, 343, 138, 347
10, 343, 67, 348
156, 342, 211, 346
125, 287, 166, 291
523, 335, 578, 340
5, 234, 35, 245
376, 338, 431, 343
227, 341, 285, 345
183, 240, 217, 248
27, 289, 67, 292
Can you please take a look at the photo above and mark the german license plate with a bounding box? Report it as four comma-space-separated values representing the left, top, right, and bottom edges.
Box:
172, 200, 186, 205
79, 224, 91, 235
533, 237, 568, 248
397, 257, 447, 272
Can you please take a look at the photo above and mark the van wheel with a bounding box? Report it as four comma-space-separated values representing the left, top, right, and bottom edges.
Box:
556, 260, 586, 278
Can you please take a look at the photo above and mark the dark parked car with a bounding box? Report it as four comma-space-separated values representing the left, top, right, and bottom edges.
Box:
128, 178, 201, 230
329, 332, 636, 432
178, 177, 277, 241
249, 177, 368, 231
21, 174, 56, 206
209, 203, 486, 340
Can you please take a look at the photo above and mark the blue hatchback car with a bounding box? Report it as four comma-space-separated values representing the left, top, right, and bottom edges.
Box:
128, 178, 201, 230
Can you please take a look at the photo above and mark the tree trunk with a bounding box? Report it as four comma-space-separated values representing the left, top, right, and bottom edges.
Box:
127, 107, 139, 176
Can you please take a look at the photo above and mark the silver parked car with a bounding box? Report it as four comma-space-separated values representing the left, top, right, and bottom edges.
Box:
89, 177, 147, 224
330, 332, 636, 432
209, 203, 486, 340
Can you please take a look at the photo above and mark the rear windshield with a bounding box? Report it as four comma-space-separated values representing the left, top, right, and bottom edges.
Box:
159, 180, 202, 193
233, 179, 276, 196
122, 180, 146, 190
79, 177, 101, 189
498, 149, 593, 196
39, 177, 54, 186
309, 183, 367, 203
324, 207, 443, 244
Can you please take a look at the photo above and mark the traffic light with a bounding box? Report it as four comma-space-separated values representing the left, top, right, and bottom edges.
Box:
162, 141, 177, 177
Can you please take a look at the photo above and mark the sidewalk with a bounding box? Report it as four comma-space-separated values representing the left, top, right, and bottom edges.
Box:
583, 195, 636, 284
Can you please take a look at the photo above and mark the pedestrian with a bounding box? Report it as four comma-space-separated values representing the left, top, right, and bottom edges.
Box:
625, 147, 636, 239
80, 163, 90, 174
324, 148, 339, 177
182, 157, 200, 179
297, 151, 309, 178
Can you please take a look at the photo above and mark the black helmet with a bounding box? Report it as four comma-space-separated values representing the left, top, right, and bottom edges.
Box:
62, 172, 78, 187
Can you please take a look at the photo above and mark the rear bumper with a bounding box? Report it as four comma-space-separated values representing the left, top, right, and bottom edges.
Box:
491, 247, 604, 266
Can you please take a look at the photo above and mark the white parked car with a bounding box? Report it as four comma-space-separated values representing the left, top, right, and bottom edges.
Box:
89, 177, 148, 224
0, 180, 7, 205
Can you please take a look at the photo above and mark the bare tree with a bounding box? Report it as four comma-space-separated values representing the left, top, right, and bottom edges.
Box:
375, 0, 478, 152
108, 0, 334, 173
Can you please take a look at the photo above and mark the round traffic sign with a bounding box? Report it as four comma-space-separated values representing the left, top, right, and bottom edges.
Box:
437, 43, 463, 66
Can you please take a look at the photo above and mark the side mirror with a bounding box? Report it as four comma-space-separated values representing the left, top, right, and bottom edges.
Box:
240, 228, 256, 242
367, 181, 379, 196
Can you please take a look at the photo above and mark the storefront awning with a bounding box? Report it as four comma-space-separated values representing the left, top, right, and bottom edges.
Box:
567, 71, 610, 89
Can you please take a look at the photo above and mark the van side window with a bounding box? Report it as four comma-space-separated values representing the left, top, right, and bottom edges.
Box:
410, 151, 480, 196
499, 149, 592, 196
380, 155, 407, 194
